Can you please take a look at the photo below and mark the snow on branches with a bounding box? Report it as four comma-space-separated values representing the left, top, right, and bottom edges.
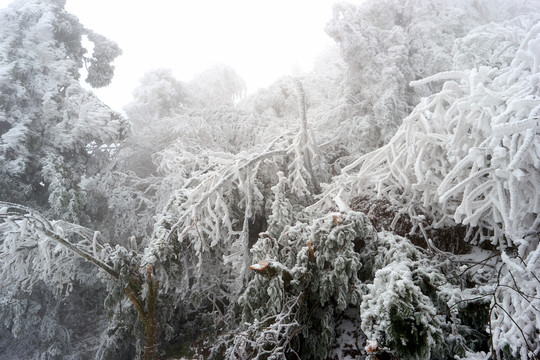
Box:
134, 80, 331, 344
313, 20, 540, 360
0, 202, 116, 297
0, 201, 168, 359
230, 211, 374, 359
0, 0, 126, 222
360, 232, 443, 360
319, 20, 540, 251
490, 241, 540, 359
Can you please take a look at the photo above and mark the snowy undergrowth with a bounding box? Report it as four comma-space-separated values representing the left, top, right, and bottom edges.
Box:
220, 211, 497, 360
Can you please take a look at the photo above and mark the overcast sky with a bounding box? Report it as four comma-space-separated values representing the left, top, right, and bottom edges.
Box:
0, 0, 361, 112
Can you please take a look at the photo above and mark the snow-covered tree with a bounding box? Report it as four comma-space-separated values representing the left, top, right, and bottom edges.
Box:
90, 66, 251, 243
188, 64, 246, 108
0, 0, 126, 223
227, 211, 375, 359
324, 0, 536, 156
238, 76, 301, 119
0, 2, 130, 359
115, 77, 331, 356
3, 0, 540, 359
360, 232, 443, 360
319, 14, 540, 250
316, 5, 540, 360
0, 201, 166, 359
124, 68, 189, 132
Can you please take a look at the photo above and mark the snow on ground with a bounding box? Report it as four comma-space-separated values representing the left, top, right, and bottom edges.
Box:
329, 308, 367, 360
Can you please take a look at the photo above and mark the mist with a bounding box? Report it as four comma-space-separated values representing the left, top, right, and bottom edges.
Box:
1, 0, 539, 359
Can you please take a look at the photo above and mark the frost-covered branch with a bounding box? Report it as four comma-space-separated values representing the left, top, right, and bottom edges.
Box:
158, 149, 286, 246
316, 22, 540, 250
226, 292, 304, 360
0, 202, 120, 289
142, 147, 291, 311
0, 201, 165, 359
288, 78, 324, 195
489, 242, 540, 360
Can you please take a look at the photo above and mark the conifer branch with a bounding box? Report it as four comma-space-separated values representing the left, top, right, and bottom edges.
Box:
0, 201, 120, 279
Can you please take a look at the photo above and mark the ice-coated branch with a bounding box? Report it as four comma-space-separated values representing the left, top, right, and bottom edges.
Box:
227, 292, 304, 359
163, 148, 287, 243
38, 226, 119, 279
314, 22, 540, 250
0, 201, 119, 279
294, 77, 308, 142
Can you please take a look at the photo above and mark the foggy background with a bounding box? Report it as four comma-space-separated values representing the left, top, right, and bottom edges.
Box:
0, 0, 363, 112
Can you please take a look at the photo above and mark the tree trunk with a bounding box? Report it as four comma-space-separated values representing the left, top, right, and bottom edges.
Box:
125, 266, 160, 360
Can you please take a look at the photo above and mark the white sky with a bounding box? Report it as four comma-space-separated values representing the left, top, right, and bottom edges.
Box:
0, 0, 362, 112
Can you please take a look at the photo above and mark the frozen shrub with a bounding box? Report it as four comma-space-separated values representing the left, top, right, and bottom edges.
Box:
229, 211, 376, 359
360, 232, 443, 360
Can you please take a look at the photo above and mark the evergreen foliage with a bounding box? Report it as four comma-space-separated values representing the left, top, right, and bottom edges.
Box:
229, 211, 375, 359
1, 0, 540, 359
0, 0, 126, 223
